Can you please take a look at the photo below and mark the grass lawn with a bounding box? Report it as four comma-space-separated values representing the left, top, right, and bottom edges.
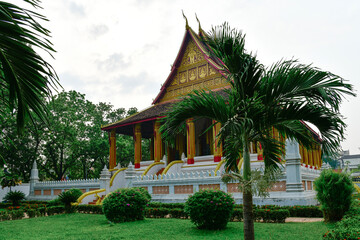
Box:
0, 214, 329, 240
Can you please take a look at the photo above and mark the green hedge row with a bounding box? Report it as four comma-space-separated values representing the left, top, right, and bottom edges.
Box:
147, 202, 185, 209
77, 205, 102, 214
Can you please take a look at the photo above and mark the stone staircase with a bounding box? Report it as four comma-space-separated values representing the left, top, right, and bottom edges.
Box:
88, 195, 105, 205
156, 168, 165, 176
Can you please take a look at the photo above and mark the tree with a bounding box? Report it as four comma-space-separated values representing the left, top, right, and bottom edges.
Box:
161, 23, 354, 240
0, 0, 59, 133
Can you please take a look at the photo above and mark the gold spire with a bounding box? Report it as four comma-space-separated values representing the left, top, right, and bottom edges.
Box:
182, 10, 189, 30
195, 13, 202, 33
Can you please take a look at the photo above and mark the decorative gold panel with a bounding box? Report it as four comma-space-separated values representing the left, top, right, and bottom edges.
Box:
158, 38, 230, 103
180, 40, 204, 66
198, 65, 207, 78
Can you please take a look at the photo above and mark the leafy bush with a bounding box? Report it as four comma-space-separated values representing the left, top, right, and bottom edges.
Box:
185, 189, 235, 230
323, 215, 360, 239
47, 206, 65, 215
77, 205, 102, 214
4, 191, 25, 206
102, 188, 149, 223
0, 203, 11, 209
37, 207, 46, 216
0, 211, 10, 221
255, 209, 290, 223
47, 198, 62, 207
58, 188, 83, 213
145, 207, 169, 218
231, 208, 243, 221
287, 205, 322, 217
26, 209, 37, 218
9, 209, 24, 220
314, 170, 354, 222
148, 202, 185, 209
132, 187, 151, 201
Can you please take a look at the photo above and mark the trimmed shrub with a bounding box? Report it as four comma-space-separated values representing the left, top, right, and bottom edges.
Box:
185, 189, 235, 230
26, 209, 37, 218
4, 191, 25, 206
315, 169, 354, 222
148, 202, 185, 209
0, 203, 12, 209
323, 215, 360, 239
0, 211, 10, 221
9, 209, 24, 220
169, 208, 187, 218
102, 188, 149, 223
145, 207, 169, 218
77, 204, 102, 214
47, 206, 65, 215
132, 187, 152, 201
37, 207, 46, 216
287, 205, 322, 218
47, 198, 62, 207
58, 188, 83, 213
231, 208, 243, 221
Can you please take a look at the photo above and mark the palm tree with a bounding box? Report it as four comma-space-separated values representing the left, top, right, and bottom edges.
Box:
160, 23, 355, 240
0, 0, 59, 132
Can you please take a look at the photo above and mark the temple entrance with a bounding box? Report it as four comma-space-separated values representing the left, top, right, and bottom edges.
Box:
195, 118, 213, 157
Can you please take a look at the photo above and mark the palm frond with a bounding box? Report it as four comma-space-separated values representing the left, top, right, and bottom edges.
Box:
0, 0, 60, 132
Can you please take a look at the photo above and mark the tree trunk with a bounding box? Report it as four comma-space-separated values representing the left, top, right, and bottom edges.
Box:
242, 139, 254, 240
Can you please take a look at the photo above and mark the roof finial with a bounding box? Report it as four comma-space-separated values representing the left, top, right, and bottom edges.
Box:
182, 10, 189, 30
195, 13, 202, 32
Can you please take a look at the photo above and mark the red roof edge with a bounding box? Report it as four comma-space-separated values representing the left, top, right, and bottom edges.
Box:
300, 120, 322, 142
101, 116, 165, 131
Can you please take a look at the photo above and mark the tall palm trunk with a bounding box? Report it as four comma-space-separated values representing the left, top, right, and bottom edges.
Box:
242, 139, 254, 240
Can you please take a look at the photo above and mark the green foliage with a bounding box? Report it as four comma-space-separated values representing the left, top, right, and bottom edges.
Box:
132, 187, 152, 201
58, 188, 82, 213
254, 209, 290, 223
102, 188, 149, 223
0, 0, 59, 134
315, 169, 354, 222
286, 205, 322, 218
47, 198, 62, 207
0, 90, 140, 181
323, 215, 360, 239
148, 202, 185, 209
9, 209, 24, 220
46, 206, 65, 216
0, 210, 10, 221
185, 189, 235, 230
77, 205, 102, 214
4, 190, 25, 206
231, 208, 244, 221
26, 209, 37, 218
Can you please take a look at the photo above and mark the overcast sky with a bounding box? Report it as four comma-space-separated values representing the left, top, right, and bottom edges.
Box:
16, 0, 360, 154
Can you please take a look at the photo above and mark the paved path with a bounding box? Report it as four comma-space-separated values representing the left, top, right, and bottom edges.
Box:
285, 217, 323, 222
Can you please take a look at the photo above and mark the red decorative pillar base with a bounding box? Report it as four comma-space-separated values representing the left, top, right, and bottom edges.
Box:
135, 163, 140, 169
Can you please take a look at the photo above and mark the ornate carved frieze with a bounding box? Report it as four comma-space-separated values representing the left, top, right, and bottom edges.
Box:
158, 38, 229, 103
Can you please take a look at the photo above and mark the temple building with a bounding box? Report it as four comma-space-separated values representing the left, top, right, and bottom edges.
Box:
100, 21, 322, 175
27, 21, 332, 205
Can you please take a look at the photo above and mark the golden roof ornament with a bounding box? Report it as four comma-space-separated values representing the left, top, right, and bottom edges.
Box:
182, 10, 189, 30
195, 13, 202, 33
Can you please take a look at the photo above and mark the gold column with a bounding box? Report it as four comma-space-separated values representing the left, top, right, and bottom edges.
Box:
154, 120, 162, 162
109, 129, 116, 170
134, 123, 142, 168
186, 118, 195, 164
212, 120, 223, 162
303, 146, 309, 167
